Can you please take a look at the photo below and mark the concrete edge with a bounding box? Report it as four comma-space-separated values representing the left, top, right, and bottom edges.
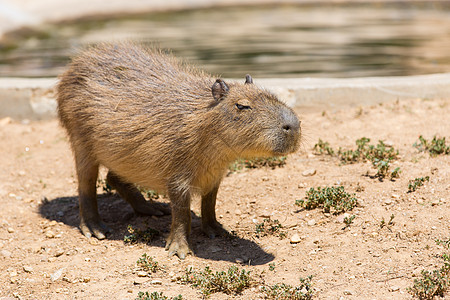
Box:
1, 73, 450, 120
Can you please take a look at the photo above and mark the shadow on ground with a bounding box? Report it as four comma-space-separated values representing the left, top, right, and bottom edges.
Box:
38, 193, 274, 265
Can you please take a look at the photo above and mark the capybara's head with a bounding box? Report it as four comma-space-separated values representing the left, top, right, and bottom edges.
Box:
209, 75, 301, 159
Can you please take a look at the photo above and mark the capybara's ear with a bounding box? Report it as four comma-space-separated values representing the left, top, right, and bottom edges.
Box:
212, 79, 229, 101
244, 74, 253, 84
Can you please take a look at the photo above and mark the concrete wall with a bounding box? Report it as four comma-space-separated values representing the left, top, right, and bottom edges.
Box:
1, 73, 449, 120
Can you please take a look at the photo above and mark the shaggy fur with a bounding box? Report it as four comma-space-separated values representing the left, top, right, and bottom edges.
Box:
57, 42, 301, 258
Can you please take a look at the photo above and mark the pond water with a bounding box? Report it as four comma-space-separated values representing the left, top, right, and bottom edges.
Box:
1, 3, 450, 78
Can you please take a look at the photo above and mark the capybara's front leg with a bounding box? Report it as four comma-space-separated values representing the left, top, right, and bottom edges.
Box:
75, 151, 111, 239
201, 184, 229, 239
165, 186, 192, 259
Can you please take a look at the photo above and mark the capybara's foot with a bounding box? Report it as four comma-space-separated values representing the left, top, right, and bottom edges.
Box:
165, 235, 192, 260
133, 201, 171, 216
80, 219, 111, 240
202, 221, 230, 239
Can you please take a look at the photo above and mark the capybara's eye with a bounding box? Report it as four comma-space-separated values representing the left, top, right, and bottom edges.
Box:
236, 103, 251, 110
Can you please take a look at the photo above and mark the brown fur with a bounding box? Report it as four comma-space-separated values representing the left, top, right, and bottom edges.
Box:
57, 42, 301, 259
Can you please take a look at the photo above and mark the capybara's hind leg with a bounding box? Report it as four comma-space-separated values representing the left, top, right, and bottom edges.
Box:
75, 149, 110, 239
106, 171, 169, 216
201, 184, 229, 239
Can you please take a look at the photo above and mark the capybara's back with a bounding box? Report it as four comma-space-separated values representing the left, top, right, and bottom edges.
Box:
57, 42, 301, 259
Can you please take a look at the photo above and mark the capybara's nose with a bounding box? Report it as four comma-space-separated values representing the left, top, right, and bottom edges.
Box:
281, 108, 301, 135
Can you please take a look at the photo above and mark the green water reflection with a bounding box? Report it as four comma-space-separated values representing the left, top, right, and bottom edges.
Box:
1, 3, 450, 78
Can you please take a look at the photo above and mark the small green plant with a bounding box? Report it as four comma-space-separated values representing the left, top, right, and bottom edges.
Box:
255, 218, 287, 239
136, 253, 159, 274
408, 176, 430, 193
390, 167, 401, 180
295, 186, 358, 214
269, 263, 276, 272
138, 187, 160, 200
97, 178, 113, 193
180, 265, 253, 296
343, 215, 356, 227
313, 138, 400, 180
409, 238, 450, 299
437, 238, 450, 248
136, 291, 182, 300
413, 135, 450, 157
261, 276, 314, 300
337, 137, 372, 163
124, 225, 159, 245
229, 156, 287, 172
380, 214, 395, 230
372, 159, 400, 180
313, 139, 334, 155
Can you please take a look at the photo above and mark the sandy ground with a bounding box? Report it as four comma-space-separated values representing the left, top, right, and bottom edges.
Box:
0, 97, 449, 299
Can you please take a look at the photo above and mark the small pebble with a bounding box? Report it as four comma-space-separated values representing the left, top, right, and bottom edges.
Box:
54, 249, 65, 257
7, 227, 14, 233
151, 279, 163, 285
259, 211, 271, 218
235, 258, 244, 264
18, 170, 26, 176
431, 199, 440, 206
45, 231, 55, 238
51, 268, 65, 281
137, 271, 148, 277
23, 266, 33, 273
133, 278, 149, 285
307, 219, 316, 226
343, 290, 353, 295
384, 199, 393, 205
302, 169, 316, 177
384, 140, 394, 147
0, 117, 12, 126
290, 233, 302, 244
389, 286, 400, 292
209, 245, 221, 253
298, 183, 307, 188
234, 209, 242, 215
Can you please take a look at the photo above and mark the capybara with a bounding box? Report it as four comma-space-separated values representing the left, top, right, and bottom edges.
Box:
57, 42, 301, 259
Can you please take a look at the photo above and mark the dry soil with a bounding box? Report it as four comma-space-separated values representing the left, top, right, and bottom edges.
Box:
0, 97, 449, 299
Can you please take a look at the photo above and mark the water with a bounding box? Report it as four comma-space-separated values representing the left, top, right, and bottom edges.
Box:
1, 3, 450, 78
